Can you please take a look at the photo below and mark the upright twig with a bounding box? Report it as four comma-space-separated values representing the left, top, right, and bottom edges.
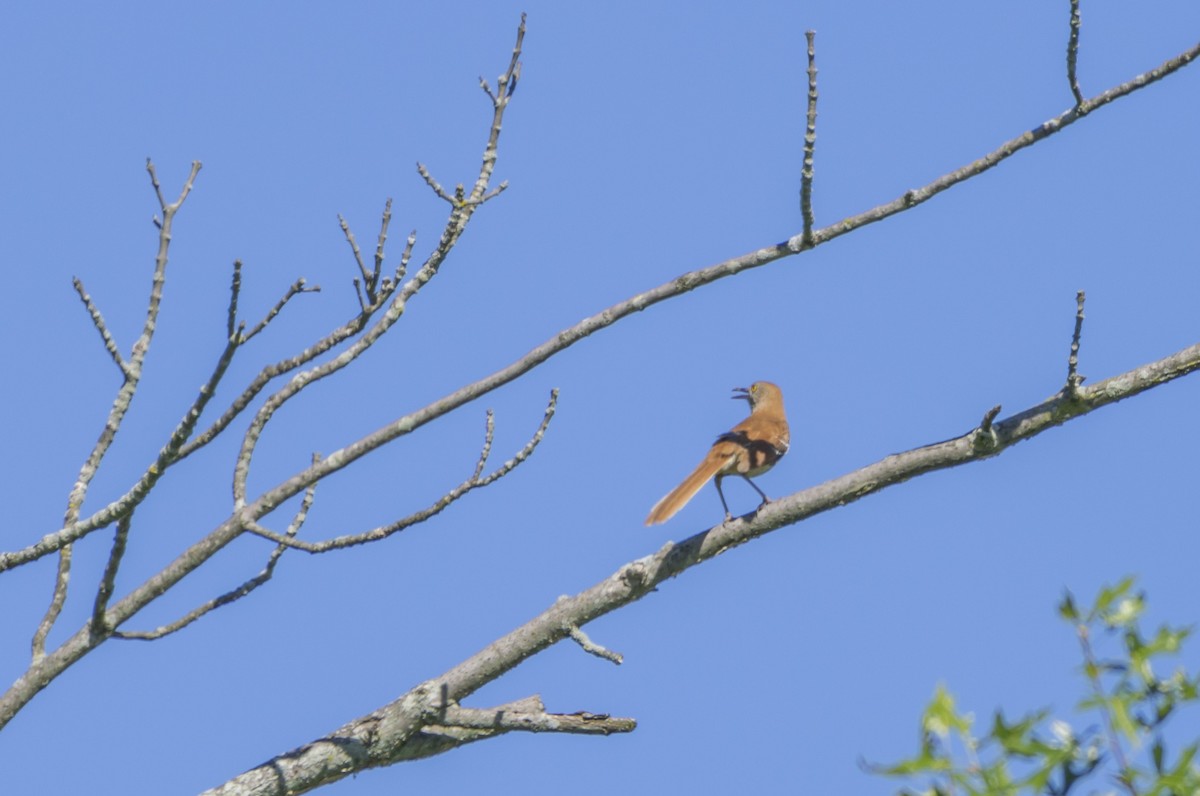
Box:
90, 513, 133, 634
339, 214, 373, 306
1065, 290, 1086, 397
800, 30, 818, 245
1067, 0, 1086, 109
227, 261, 243, 341
373, 198, 392, 293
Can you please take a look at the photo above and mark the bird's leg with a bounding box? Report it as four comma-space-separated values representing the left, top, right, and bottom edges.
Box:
715, 475, 733, 522
742, 475, 770, 508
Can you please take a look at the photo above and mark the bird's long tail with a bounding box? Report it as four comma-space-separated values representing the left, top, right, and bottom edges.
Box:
645, 453, 726, 525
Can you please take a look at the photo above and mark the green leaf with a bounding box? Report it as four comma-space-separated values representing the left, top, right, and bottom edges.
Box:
1092, 577, 1136, 619
1059, 591, 1080, 622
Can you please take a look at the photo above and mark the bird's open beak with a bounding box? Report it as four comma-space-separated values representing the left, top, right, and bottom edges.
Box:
732, 386, 751, 401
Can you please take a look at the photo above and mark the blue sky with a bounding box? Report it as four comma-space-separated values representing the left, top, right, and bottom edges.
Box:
2, 2, 1199, 793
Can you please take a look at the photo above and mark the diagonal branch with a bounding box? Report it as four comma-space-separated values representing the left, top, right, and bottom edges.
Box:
243, 277, 320, 343
203, 330, 1200, 795
71, 277, 129, 377
114, 455, 320, 641
243, 390, 557, 553
6, 34, 1197, 577
33, 160, 202, 663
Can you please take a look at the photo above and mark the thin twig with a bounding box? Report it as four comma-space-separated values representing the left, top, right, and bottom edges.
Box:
1067, 0, 1086, 109
242, 278, 319, 343
800, 30, 818, 244
394, 230, 416, 286
227, 261, 243, 341
115, 455, 319, 641
972, 404, 1003, 453
567, 624, 624, 665
417, 162, 456, 204
1066, 290, 1086, 396
91, 512, 133, 634
339, 214, 373, 302
72, 277, 129, 377
243, 390, 558, 553
373, 198, 392, 295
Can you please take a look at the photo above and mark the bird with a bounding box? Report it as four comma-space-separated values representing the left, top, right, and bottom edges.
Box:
645, 381, 789, 525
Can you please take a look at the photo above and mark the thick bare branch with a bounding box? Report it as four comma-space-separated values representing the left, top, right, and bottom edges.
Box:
199, 329, 1200, 794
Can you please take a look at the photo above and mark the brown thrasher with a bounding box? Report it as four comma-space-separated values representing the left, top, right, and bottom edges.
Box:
645, 381, 789, 525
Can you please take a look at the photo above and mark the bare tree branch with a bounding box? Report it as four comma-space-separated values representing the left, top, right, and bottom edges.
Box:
371, 198, 391, 297
90, 512, 132, 634
338, 213, 372, 299
71, 277, 129, 377
114, 455, 319, 641
3, 17, 1198, 764
241, 390, 558, 553
243, 277, 319, 343
800, 29, 818, 244
4, 33, 1197, 580
1067, 0, 1085, 108
567, 624, 624, 665
436, 704, 635, 735
32, 159, 202, 663
1065, 289, 1087, 396
204, 323, 1200, 795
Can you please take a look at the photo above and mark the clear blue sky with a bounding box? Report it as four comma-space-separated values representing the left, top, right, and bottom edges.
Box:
2, 2, 1199, 793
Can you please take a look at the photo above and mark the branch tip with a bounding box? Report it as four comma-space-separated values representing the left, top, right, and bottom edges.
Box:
567, 624, 624, 665
1067, 0, 1086, 109
1065, 290, 1087, 395
800, 29, 819, 242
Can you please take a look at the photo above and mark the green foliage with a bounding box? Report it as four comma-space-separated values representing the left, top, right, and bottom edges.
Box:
876, 579, 1200, 795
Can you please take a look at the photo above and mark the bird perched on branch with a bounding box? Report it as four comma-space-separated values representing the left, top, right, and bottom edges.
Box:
645, 381, 789, 525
